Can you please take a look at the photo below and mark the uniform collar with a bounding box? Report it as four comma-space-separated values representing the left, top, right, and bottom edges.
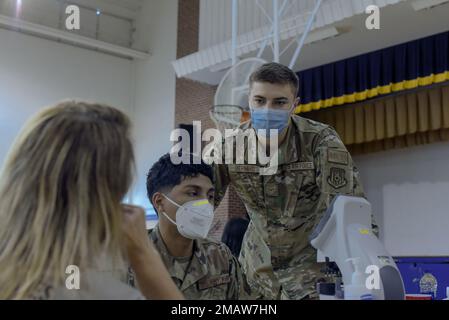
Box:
244, 118, 299, 166
151, 225, 209, 291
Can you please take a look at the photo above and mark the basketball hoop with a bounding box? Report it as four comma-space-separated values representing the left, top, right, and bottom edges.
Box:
211, 58, 265, 137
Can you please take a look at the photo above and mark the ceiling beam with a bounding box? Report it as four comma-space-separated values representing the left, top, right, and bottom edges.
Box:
61, 0, 140, 20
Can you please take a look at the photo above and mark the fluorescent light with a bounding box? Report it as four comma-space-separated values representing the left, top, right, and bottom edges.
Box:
15, 0, 22, 18
411, 0, 449, 11
0, 14, 150, 60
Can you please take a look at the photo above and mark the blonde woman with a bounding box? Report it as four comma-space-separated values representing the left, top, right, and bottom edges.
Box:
0, 101, 183, 300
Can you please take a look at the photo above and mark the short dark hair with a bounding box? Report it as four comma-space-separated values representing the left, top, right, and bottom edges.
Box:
146, 153, 213, 206
249, 62, 299, 96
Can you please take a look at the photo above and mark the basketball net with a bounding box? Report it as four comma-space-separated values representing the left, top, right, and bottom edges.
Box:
210, 105, 250, 136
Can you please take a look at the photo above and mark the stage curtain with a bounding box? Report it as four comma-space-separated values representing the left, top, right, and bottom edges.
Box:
304, 83, 449, 155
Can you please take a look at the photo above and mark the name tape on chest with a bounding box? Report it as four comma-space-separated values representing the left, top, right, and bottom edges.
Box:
228, 162, 314, 174
198, 274, 231, 290
283, 162, 315, 171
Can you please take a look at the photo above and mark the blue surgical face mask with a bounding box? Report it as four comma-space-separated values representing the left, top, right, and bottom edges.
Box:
250, 107, 293, 137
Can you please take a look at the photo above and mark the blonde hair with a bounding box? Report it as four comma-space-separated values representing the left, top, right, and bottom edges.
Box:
0, 101, 134, 299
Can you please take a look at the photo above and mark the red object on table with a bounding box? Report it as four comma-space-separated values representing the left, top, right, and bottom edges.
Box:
405, 294, 432, 300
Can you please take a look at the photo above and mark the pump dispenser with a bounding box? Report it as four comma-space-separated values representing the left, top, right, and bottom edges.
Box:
344, 258, 373, 300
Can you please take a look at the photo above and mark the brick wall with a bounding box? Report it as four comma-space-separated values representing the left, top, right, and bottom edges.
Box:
175, 0, 247, 241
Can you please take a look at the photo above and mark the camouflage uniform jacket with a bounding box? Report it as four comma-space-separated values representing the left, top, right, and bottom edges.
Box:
129, 225, 250, 300
213, 115, 375, 300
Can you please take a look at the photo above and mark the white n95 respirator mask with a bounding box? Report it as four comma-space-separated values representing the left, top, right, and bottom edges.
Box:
160, 194, 214, 240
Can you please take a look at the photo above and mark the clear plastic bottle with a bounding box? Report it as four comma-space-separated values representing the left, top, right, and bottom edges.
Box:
344, 257, 373, 300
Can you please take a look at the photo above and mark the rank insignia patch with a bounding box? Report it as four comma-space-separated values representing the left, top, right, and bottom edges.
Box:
328, 149, 349, 165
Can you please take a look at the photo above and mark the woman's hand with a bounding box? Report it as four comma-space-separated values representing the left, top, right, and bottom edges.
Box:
121, 204, 153, 262
121, 204, 184, 300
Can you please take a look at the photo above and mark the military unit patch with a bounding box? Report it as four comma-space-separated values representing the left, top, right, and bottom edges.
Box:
327, 167, 347, 189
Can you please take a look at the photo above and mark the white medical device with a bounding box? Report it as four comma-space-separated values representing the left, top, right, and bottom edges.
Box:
309, 195, 405, 300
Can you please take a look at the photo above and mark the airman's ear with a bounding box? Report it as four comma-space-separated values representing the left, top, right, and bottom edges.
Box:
152, 192, 164, 215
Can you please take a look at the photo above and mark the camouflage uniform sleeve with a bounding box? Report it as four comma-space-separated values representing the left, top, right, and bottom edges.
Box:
212, 163, 230, 209
205, 134, 230, 209
226, 248, 252, 300
312, 126, 379, 236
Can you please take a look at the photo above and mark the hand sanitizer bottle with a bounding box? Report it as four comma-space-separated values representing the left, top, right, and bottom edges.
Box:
344, 257, 373, 300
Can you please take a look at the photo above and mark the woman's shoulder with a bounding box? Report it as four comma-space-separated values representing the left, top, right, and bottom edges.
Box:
31, 270, 145, 300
